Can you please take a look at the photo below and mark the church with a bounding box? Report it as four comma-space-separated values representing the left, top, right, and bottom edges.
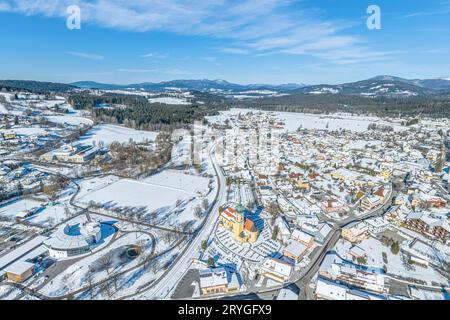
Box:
220, 204, 259, 243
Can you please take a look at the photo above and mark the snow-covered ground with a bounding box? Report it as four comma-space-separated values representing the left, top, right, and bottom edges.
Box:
0, 92, 14, 102
45, 116, 94, 127
0, 198, 43, 220
0, 103, 8, 114
12, 127, 48, 137
148, 97, 191, 105
76, 170, 213, 228
171, 135, 192, 167
39, 230, 154, 298
142, 169, 209, 193
333, 237, 448, 286
26, 203, 73, 227
207, 108, 406, 133
78, 124, 158, 146
78, 178, 185, 212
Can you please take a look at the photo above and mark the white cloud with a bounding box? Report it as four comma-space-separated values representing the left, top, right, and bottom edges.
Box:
66, 51, 104, 60
4, 0, 394, 64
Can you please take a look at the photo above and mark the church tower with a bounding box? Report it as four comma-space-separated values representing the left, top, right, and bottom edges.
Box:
233, 204, 245, 239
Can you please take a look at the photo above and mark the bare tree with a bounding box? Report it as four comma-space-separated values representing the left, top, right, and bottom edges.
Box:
86, 266, 95, 299
98, 252, 114, 275
111, 273, 121, 292
64, 206, 72, 220
202, 198, 209, 211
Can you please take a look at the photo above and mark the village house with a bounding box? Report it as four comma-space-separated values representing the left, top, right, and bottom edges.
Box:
260, 257, 293, 283
341, 222, 369, 243
403, 212, 450, 243
199, 267, 241, 296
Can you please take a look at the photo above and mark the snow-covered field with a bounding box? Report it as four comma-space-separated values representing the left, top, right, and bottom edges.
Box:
45, 115, 94, 127
142, 169, 209, 193
79, 178, 190, 212
78, 124, 158, 146
148, 97, 191, 105
12, 127, 48, 137
78, 172, 209, 212
75, 170, 213, 228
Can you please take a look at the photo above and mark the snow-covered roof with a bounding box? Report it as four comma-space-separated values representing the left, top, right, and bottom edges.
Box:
291, 229, 314, 244
3, 260, 35, 275
0, 236, 48, 271
284, 240, 308, 258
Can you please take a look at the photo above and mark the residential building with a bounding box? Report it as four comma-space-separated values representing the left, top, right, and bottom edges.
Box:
260, 257, 293, 283
199, 267, 241, 296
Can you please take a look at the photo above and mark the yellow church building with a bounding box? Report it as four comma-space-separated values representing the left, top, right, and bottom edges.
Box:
220, 205, 259, 243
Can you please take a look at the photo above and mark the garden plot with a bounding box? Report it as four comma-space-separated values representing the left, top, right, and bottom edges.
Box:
0, 198, 43, 220
26, 203, 73, 227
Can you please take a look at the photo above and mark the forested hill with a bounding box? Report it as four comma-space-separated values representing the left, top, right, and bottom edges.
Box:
0, 80, 75, 93
68, 92, 228, 131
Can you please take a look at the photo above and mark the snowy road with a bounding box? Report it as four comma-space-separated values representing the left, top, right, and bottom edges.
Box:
139, 143, 227, 299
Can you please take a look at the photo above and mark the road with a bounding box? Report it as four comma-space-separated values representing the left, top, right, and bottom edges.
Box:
137, 143, 227, 299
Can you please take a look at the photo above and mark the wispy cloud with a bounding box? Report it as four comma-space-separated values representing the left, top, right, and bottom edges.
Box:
117, 68, 156, 73
164, 68, 189, 76
4, 0, 393, 65
219, 47, 250, 55
403, 1, 450, 18
67, 51, 104, 61
0, 2, 11, 11
140, 52, 167, 59
421, 49, 449, 54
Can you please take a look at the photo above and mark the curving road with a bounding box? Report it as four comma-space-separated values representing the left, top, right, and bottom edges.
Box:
138, 143, 227, 299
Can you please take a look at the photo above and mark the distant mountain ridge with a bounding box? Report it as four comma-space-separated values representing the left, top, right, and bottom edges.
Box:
1, 76, 449, 98
292, 75, 450, 97
71, 76, 450, 97
71, 79, 307, 92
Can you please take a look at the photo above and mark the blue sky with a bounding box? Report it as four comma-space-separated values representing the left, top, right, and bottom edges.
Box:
0, 0, 449, 85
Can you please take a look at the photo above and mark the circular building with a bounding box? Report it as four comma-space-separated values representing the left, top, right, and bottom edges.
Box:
44, 218, 110, 259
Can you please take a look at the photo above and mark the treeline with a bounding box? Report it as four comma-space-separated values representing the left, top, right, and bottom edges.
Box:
68, 92, 228, 131
234, 94, 450, 118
